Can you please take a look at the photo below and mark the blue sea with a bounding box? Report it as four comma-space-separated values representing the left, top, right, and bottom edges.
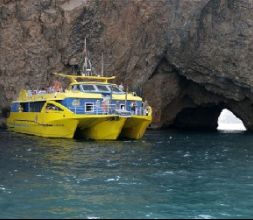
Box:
0, 129, 253, 219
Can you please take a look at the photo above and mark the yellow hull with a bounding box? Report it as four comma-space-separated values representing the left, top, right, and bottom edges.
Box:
77, 116, 127, 140
7, 112, 125, 140
7, 112, 77, 139
7, 101, 152, 140
120, 115, 152, 140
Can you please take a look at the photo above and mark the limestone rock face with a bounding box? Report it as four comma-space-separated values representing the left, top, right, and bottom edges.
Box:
1, 0, 253, 130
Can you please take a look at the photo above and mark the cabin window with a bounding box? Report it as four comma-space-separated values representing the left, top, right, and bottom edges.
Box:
29, 102, 46, 112
111, 86, 122, 93
46, 104, 63, 111
72, 85, 81, 91
85, 103, 94, 113
11, 103, 19, 112
96, 85, 110, 92
82, 85, 96, 92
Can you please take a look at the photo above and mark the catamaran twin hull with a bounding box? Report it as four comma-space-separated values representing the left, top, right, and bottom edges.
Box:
7, 111, 152, 140
7, 73, 153, 140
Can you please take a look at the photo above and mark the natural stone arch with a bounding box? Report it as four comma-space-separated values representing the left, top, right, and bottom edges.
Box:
172, 105, 223, 130
142, 56, 252, 131
1, 0, 253, 132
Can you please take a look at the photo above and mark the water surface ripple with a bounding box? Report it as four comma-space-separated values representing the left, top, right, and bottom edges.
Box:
0, 130, 253, 219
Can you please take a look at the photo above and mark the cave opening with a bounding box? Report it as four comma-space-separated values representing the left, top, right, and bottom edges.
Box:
217, 109, 247, 131
171, 105, 223, 131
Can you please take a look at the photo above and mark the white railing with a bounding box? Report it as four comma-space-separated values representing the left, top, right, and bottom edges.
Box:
68, 104, 150, 117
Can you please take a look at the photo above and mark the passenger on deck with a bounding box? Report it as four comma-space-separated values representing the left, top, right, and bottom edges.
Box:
46, 104, 58, 111
52, 80, 63, 92
116, 101, 120, 110
143, 100, 149, 116
18, 105, 24, 112
102, 96, 110, 113
119, 83, 124, 91
102, 99, 107, 113
130, 101, 137, 115
47, 86, 54, 93
38, 88, 47, 94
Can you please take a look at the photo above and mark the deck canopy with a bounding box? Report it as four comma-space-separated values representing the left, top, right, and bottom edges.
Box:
54, 73, 116, 84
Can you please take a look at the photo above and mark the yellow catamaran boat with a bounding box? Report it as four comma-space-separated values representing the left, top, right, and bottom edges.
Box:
7, 39, 152, 140
7, 73, 152, 140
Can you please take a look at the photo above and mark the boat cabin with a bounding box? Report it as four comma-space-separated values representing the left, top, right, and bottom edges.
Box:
10, 74, 150, 117
70, 83, 124, 94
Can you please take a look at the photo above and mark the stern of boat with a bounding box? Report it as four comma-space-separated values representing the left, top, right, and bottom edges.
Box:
120, 107, 152, 140
76, 115, 127, 140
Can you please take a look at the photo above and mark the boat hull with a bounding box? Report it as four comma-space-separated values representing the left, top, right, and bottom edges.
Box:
7, 101, 152, 140
77, 116, 127, 140
7, 112, 126, 140
7, 112, 77, 139
120, 115, 152, 140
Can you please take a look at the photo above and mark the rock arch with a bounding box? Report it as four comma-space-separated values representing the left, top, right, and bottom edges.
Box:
0, 0, 253, 132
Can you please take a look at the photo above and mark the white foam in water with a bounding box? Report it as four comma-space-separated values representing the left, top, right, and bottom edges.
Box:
105, 176, 120, 182
87, 216, 100, 219
164, 171, 174, 175
183, 153, 191, 157
105, 178, 115, 182
0, 187, 6, 191
0, 185, 11, 194
197, 214, 213, 219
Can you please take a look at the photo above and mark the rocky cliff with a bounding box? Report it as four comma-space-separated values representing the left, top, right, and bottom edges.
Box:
0, 0, 253, 130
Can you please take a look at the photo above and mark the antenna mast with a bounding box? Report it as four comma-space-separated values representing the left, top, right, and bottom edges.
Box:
101, 53, 104, 77
82, 38, 93, 76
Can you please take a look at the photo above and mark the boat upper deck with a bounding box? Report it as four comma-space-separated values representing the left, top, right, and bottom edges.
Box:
14, 89, 142, 103
13, 73, 142, 103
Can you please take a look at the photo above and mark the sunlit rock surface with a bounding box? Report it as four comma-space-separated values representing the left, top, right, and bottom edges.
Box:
0, 0, 253, 130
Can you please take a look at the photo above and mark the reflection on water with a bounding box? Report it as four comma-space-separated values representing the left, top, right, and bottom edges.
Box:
1, 130, 253, 218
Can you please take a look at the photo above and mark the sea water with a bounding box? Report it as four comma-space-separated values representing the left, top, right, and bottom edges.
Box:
0, 129, 253, 219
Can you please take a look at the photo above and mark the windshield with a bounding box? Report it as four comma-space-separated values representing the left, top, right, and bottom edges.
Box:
111, 85, 123, 93
81, 84, 96, 92
96, 85, 110, 92
77, 84, 124, 93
